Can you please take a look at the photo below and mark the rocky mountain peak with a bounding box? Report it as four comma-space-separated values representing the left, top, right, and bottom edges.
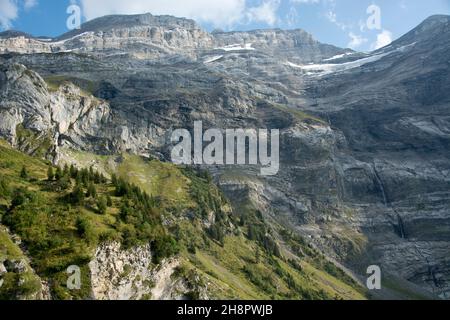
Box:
388, 14, 450, 48
57, 12, 202, 40
420, 14, 450, 26
0, 12, 347, 62
0, 30, 34, 39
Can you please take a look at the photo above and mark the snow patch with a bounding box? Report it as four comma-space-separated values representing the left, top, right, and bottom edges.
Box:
323, 52, 355, 62
284, 53, 387, 75
204, 55, 223, 63
50, 32, 94, 45
286, 42, 417, 76
216, 43, 255, 52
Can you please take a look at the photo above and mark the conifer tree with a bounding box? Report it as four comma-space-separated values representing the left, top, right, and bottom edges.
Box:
55, 166, 63, 180
63, 164, 70, 177
20, 166, 28, 179
70, 164, 77, 179
106, 195, 113, 207
86, 182, 97, 198
47, 166, 54, 181
71, 184, 84, 205
97, 196, 107, 214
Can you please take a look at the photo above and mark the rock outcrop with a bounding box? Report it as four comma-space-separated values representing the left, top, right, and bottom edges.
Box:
89, 242, 187, 300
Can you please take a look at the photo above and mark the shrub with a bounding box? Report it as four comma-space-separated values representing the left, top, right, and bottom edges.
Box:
75, 216, 96, 244
70, 185, 84, 205
120, 224, 138, 248
10, 188, 37, 208
56, 175, 71, 191
207, 224, 225, 245
152, 235, 179, 264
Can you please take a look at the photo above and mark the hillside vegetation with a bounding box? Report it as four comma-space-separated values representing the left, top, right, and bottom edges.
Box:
0, 140, 366, 300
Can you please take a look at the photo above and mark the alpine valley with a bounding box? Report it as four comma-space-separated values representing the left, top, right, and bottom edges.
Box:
0, 12, 449, 300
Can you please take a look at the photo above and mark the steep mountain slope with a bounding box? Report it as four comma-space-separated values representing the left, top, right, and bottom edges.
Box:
294, 15, 450, 299
0, 139, 365, 300
0, 13, 449, 299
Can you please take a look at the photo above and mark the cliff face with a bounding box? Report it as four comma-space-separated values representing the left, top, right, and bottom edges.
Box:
0, 63, 114, 158
0, 13, 347, 63
1, 13, 450, 299
89, 242, 190, 300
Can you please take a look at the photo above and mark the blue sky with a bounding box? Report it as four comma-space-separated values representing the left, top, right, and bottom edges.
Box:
1, 0, 449, 51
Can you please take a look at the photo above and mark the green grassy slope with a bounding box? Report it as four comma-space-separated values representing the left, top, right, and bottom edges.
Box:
0, 140, 367, 300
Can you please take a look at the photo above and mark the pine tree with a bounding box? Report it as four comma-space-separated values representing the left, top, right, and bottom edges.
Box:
70, 164, 78, 179
94, 171, 101, 184
71, 184, 84, 205
75, 174, 82, 185
106, 195, 113, 207
47, 166, 54, 181
63, 164, 70, 177
111, 173, 118, 186
55, 166, 63, 180
97, 197, 107, 214
86, 183, 97, 198
81, 168, 89, 186
20, 166, 28, 179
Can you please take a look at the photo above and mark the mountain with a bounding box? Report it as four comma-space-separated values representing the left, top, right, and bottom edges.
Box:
1, 13, 450, 300
0, 13, 348, 63
0, 31, 34, 39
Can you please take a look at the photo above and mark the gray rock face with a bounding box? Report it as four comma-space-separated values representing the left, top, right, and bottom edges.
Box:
0, 13, 347, 63
1, 13, 450, 299
89, 242, 187, 300
213, 29, 350, 64
0, 63, 116, 158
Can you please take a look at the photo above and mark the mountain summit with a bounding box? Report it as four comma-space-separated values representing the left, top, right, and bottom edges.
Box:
57, 13, 202, 40
0, 12, 348, 63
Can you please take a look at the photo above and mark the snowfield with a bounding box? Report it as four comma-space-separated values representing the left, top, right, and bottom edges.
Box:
216, 43, 255, 52
285, 42, 417, 76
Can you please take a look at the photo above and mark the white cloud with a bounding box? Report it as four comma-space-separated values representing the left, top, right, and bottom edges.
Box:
347, 32, 368, 49
0, 0, 38, 30
371, 29, 392, 50
24, 0, 37, 10
0, 0, 19, 29
246, 0, 280, 26
78, 0, 281, 29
